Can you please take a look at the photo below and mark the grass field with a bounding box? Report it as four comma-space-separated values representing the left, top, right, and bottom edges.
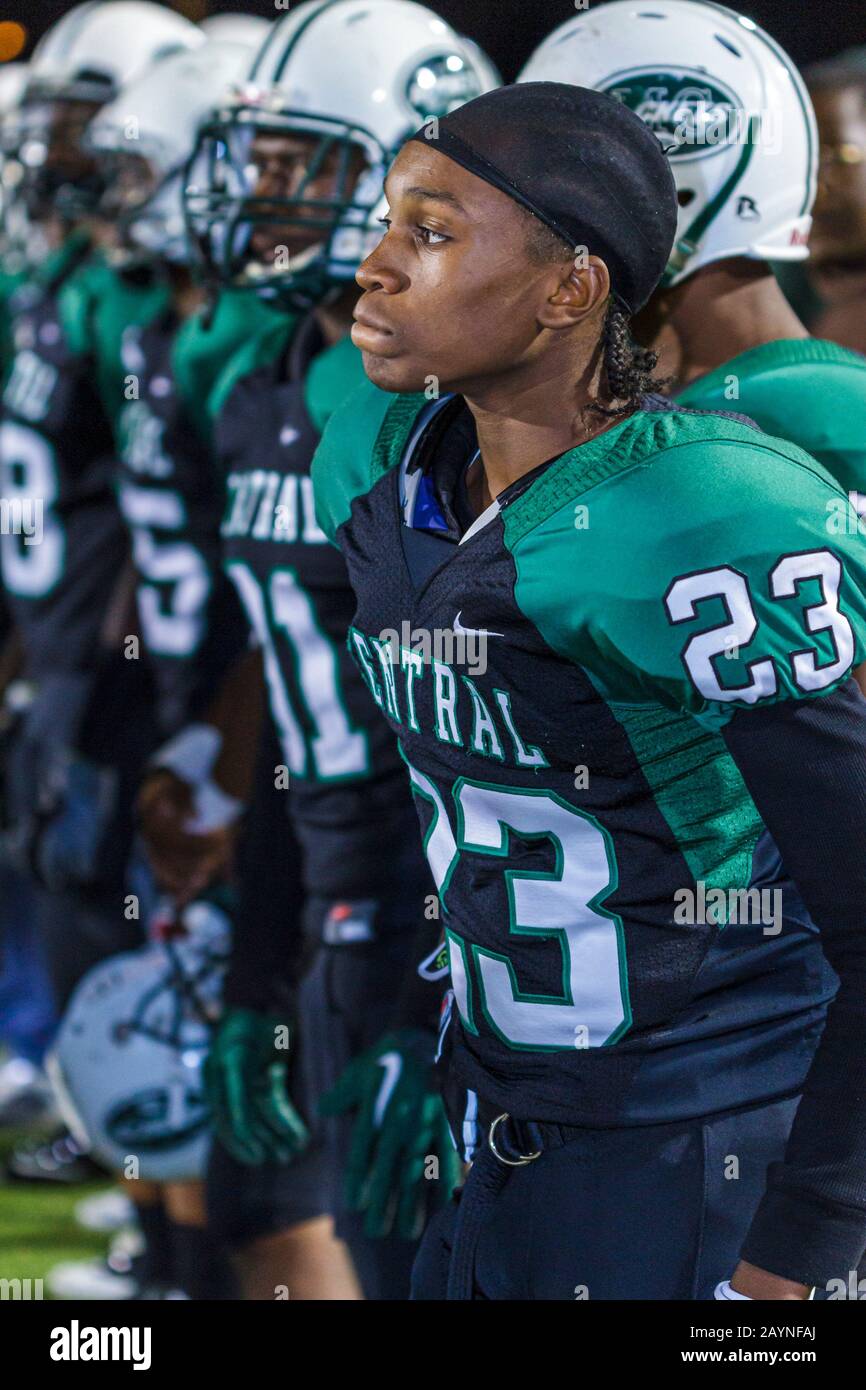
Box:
0, 1125, 110, 1294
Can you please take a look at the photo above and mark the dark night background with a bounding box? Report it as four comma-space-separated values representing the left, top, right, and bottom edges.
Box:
3, 0, 865, 77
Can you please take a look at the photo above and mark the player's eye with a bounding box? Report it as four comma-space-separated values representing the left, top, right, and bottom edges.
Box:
416, 225, 449, 246
377, 215, 391, 229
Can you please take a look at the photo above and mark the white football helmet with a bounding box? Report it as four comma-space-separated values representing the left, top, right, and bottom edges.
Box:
0, 64, 28, 262
87, 37, 260, 265
518, 0, 818, 287
0, 63, 28, 129
199, 13, 272, 47
183, 0, 498, 302
46, 897, 231, 1183
0, 65, 28, 185
16, 1, 203, 225
459, 36, 503, 94
26, 0, 204, 104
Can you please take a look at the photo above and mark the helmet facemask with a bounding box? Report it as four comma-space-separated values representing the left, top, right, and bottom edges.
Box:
15, 78, 112, 228
88, 141, 188, 270
184, 101, 386, 309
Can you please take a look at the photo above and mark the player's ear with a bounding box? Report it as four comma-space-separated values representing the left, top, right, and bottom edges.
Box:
539, 255, 610, 330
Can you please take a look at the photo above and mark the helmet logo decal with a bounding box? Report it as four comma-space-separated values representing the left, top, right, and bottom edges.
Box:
105, 1081, 209, 1153
601, 69, 746, 161
405, 54, 482, 123
736, 195, 761, 221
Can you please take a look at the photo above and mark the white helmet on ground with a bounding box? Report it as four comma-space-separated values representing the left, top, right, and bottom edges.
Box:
518, 0, 817, 287
184, 0, 498, 302
87, 37, 259, 264
45, 897, 231, 1183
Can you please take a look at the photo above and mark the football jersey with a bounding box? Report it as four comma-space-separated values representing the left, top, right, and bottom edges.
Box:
0, 239, 163, 678
103, 291, 267, 734
313, 386, 866, 1127
677, 338, 866, 512
214, 313, 428, 900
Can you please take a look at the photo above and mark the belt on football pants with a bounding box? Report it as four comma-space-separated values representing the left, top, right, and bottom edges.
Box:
446, 1109, 562, 1301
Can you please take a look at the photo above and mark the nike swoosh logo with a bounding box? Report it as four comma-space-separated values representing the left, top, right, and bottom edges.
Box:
453, 611, 504, 641
373, 1052, 403, 1127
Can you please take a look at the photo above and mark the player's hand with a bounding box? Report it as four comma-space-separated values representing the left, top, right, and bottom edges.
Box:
137, 769, 235, 905
729, 1260, 814, 1300
320, 1027, 461, 1239
205, 1007, 309, 1167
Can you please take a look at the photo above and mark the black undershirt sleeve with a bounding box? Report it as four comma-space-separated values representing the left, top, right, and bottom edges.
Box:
721, 679, 866, 1286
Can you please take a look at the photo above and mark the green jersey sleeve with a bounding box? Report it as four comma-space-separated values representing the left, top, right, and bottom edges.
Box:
206, 311, 297, 437
0, 262, 25, 376
80, 266, 171, 431
177, 290, 283, 445
303, 335, 369, 436
510, 432, 866, 731
56, 256, 109, 358
311, 379, 419, 543
677, 338, 866, 502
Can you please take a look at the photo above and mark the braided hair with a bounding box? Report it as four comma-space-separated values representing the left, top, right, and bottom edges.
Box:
592, 298, 668, 417
522, 209, 668, 417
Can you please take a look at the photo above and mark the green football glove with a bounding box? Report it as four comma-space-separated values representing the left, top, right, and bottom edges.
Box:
205, 1007, 309, 1166
320, 1027, 462, 1239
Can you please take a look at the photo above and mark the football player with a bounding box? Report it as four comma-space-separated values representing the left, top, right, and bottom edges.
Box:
72, 25, 275, 1303
0, 58, 58, 1133
0, 0, 203, 1006
85, 28, 271, 849
804, 47, 866, 355
518, 5, 866, 570
312, 80, 866, 1299
0, 0, 204, 1287
172, 0, 495, 1299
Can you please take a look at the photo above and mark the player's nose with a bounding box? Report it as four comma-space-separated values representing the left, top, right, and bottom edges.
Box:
356, 241, 405, 294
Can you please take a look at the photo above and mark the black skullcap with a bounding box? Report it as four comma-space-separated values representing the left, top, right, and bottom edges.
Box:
409, 82, 677, 316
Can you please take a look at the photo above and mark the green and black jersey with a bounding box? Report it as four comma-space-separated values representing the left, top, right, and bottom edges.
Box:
211, 312, 430, 905
96, 287, 272, 733
678, 337, 866, 510
314, 383, 866, 1281
0, 237, 163, 676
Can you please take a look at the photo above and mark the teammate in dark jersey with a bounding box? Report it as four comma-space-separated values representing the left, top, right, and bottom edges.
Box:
0, 1, 209, 1286
519, 2, 866, 703
804, 47, 866, 356
313, 82, 866, 1299
0, 3, 202, 1003
85, 37, 263, 744
180, 1, 496, 1298
73, 32, 275, 1305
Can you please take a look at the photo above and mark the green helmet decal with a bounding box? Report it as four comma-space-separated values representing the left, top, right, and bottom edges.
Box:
601, 68, 745, 161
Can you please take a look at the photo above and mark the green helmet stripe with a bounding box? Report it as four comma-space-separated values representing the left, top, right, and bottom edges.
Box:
271, 0, 345, 84
248, 12, 287, 82
661, 116, 757, 286
701, 0, 816, 217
